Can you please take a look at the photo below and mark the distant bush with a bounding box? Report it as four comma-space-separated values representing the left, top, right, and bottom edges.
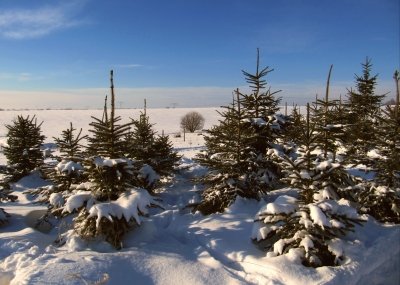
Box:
180, 111, 205, 132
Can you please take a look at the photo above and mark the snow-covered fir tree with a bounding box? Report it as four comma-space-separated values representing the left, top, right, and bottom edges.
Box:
3, 115, 45, 180
195, 50, 285, 214
64, 71, 159, 249
196, 93, 271, 214
253, 104, 362, 267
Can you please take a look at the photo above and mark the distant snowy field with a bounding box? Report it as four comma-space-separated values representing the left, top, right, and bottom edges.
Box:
0, 107, 224, 142
0, 107, 399, 285
0, 107, 223, 163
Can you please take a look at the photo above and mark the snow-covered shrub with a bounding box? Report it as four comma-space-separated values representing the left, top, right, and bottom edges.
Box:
252, 195, 362, 267
357, 183, 400, 223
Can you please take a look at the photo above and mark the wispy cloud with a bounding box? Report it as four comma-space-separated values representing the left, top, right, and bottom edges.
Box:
0, 72, 44, 81
0, 1, 87, 39
114, 64, 144, 69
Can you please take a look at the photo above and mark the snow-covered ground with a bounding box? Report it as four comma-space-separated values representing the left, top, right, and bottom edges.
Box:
0, 108, 399, 285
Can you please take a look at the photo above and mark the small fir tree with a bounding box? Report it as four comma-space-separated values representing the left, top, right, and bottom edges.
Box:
126, 104, 180, 184
126, 109, 156, 163
3, 115, 45, 179
151, 134, 181, 177
309, 66, 346, 162
357, 183, 400, 224
48, 123, 88, 191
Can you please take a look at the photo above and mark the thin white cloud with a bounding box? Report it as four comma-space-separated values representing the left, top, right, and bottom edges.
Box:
0, 72, 44, 82
114, 64, 144, 69
0, 1, 87, 39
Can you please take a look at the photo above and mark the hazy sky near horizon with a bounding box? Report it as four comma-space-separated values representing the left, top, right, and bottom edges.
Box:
0, 0, 398, 109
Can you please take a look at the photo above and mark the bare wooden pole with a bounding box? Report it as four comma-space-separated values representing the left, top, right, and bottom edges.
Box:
110, 70, 115, 123
236, 88, 241, 163
394, 70, 399, 118
102, 95, 108, 122
324, 65, 333, 159
325, 65, 333, 116
110, 70, 115, 158
285, 102, 288, 116
306, 103, 311, 171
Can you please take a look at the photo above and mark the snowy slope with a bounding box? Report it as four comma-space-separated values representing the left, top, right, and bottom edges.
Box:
0, 108, 399, 285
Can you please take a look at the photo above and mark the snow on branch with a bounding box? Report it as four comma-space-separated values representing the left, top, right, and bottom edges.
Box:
87, 188, 161, 228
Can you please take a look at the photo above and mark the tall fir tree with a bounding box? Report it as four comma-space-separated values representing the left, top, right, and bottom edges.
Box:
345, 57, 386, 165
355, 72, 400, 223
85, 72, 133, 201
195, 51, 286, 214
196, 90, 277, 214
237, 48, 284, 155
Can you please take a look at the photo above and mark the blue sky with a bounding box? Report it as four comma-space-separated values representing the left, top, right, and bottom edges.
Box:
0, 0, 398, 109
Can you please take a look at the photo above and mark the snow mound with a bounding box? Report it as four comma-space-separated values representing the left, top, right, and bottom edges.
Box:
256, 195, 298, 217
